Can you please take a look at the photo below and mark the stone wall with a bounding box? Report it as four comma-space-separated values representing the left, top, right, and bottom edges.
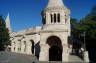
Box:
10, 27, 41, 55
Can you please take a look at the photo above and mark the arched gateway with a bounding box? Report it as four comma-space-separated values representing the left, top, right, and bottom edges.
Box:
47, 36, 62, 61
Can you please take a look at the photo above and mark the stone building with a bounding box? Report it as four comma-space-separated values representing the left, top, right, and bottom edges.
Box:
39, 0, 70, 61
5, 0, 89, 62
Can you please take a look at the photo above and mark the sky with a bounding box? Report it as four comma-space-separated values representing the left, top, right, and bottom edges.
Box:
0, 0, 96, 32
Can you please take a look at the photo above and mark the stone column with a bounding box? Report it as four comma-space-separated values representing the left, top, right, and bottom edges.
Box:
25, 40, 28, 54
46, 13, 51, 24
19, 41, 22, 53
61, 12, 65, 24
83, 51, 89, 62
68, 16, 71, 36
11, 41, 14, 52
21, 40, 25, 54
27, 41, 32, 54
69, 45, 72, 54
39, 44, 50, 61
62, 45, 69, 62
15, 40, 18, 52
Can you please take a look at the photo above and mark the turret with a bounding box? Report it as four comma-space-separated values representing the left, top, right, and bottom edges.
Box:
5, 13, 12, 33
42, 0, 71, 36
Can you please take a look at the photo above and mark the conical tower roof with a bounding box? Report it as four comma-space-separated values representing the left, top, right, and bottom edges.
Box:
5, 13, 12, 33
46, 0, 64, 8
43, 0, 70, 15
6, 13, 10, 28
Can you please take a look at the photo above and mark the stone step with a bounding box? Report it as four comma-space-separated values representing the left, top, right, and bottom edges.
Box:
37, 61, 63, 63
69, 55, 83, 62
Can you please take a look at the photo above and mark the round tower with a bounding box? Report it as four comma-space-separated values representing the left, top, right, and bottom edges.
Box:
41, 0, 71, 36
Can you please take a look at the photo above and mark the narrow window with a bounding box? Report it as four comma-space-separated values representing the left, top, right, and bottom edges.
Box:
30, 40, 34, 54
50, 14, 53, 23
58, 14, 60, 23
42, 15, 46, 24
32, 41, 34, 54
24, 41, 26, 52
65, 14, 67, 23
45, 15, 46, 24
18, 48, 19, 51
54, 13, 56, 23
14, 47, 15, 51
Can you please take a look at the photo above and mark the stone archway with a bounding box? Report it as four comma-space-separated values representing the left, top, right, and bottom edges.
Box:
24, 41, 27, 52
46, 36, 62, 61
30, 40, 34, 54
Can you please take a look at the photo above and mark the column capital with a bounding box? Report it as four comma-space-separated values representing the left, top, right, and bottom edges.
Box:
40, 44, 50, 49
62, 44, 68, 47
39, 44, 49, 61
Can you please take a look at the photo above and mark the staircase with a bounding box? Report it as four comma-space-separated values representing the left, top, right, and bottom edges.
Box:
69, 54, 84, 62
37, 55, 84, 63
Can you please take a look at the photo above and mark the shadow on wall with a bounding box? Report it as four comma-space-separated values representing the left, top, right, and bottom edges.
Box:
34, 41, 40, 59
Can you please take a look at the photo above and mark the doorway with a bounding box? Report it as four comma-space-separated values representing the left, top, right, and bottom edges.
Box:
47, 36, 62, 61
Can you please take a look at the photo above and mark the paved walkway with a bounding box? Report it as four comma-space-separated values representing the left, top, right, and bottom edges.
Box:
0, 51, 83, 63
0, 51, 38, 63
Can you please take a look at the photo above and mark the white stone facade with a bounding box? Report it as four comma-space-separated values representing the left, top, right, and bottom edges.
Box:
39, 0, 70, 61
8, 0, 74, 62
10, 27, 41, 55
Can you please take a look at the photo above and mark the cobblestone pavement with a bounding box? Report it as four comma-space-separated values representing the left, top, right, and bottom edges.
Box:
0, 51, 83, 63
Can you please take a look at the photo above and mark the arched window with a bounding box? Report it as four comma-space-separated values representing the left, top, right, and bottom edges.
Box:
50, 14, 53, 23
18, 40, 21, 51
54, 13, 56, 23
24, 41, 26, 52
14, 47, 15, 51
58, 14, 60, 23
30, 40, 34, 54
42, 14, 46, 24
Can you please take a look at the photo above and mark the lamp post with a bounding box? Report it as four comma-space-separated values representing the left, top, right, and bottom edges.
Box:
83, 31, 86, 51
82, 31, 89, 62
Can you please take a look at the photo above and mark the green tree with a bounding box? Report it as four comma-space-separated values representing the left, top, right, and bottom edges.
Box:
0, 16, 10, 51
70, 18, 78, 38
71, 6, 96, 62
74, 10, 96, 47
70, 18, 82, 51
